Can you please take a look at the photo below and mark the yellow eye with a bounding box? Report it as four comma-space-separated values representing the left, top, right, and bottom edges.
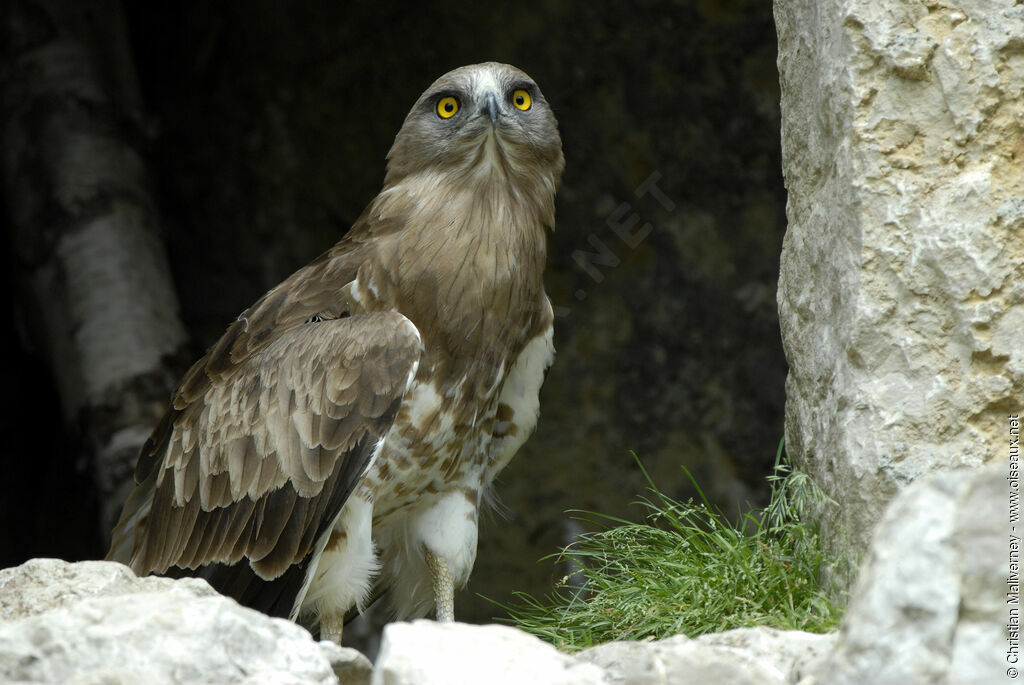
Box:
437, 96, 459, 119
512, 89, 532, 111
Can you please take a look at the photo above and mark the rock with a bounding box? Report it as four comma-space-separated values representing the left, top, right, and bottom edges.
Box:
775, 0, 1024, 588
0, 559, 341, 684
7, 482, 1010, 685
371, 620, 608, 685
319, 641, 373, 685
371, 620, 833, 685
694, 627, 835, 684
0, 557, 218, 620
818, 461, 1012, 683
580, 636, 772, 685
578, 627, 834, 685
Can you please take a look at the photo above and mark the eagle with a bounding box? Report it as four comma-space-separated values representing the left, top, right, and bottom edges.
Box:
107, 62, 564, 642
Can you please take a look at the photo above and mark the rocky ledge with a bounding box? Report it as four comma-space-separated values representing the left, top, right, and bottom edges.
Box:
0, 461, 1008, 684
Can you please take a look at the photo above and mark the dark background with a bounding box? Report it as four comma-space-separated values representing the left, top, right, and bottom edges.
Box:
2, 0, 786, 625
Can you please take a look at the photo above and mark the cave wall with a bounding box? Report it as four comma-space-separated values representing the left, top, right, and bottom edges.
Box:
776, 0, 1024, 588
128, 0, 788, 622
2, 0, 788, 622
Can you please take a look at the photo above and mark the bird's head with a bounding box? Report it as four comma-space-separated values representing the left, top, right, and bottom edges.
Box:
385, 62, 564, 191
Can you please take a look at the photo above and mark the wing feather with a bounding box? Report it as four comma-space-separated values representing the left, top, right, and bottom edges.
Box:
250, 484, 298, 562
108, 309, 422, 591
171, 497, 202, 561
177, 506, 208, 567
194, 502, 231, 563
252, 496, 306, 578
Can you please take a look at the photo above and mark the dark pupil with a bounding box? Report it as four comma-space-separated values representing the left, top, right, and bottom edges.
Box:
444, 101, 454, 112
516, 95, 524, 105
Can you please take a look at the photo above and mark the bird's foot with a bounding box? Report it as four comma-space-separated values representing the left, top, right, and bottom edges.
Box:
424, 547, 455, 622
320, 614, 344, 644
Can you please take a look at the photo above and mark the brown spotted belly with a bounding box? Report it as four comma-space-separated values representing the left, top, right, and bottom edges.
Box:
356, 378, 499, 525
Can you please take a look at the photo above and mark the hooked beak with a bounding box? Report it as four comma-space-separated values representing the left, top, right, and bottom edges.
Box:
483, 92, 498, 129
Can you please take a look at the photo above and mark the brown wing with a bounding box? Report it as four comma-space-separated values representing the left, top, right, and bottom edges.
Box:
108, 309, 421, 587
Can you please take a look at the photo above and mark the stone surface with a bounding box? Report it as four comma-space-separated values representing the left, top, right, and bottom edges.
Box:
775, 0, 1024, 588
694, 627, 835, 684
0, 559, 342, 684
371, 620, 833, 685
6, 479, 1013, 685
319, 642, 374, 685
371, 620, 608, 685
818, 461, 1013, 684
0, 556, 216, 620
578, 627, 834, 685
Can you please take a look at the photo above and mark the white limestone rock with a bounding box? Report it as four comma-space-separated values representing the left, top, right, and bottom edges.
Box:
818, 461, 1012, 684
694, 627, 835, 684
319, 642, 373, 685
579, 636, 772, 685
0, 556, 218, 620
371, 620, 609, 685
577, 627, 835, 685
0, 559, 344, 684
775, 0, 1024, 588
1, 463, 1011, 685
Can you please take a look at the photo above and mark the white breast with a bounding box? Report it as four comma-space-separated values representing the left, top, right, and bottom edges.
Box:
488, 321, 555, 477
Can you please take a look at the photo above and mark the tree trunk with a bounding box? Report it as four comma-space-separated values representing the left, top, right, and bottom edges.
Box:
2, 0, 188, 538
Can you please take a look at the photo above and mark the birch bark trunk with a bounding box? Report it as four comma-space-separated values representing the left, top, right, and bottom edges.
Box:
2, 0, 188, 537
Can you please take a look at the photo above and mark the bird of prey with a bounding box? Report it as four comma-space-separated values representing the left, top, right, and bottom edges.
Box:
107, 62, 564, 642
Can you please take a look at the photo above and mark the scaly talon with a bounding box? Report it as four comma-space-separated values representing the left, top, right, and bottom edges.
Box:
321, 614, 344, 644
424, 548, 455, 622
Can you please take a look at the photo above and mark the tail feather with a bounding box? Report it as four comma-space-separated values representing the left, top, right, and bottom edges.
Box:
166, 558, 311, 620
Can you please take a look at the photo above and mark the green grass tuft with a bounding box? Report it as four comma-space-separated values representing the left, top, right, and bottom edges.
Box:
492, 441, 842, 652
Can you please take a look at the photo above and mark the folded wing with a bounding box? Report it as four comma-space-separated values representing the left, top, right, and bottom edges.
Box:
108, 310, 421, 614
